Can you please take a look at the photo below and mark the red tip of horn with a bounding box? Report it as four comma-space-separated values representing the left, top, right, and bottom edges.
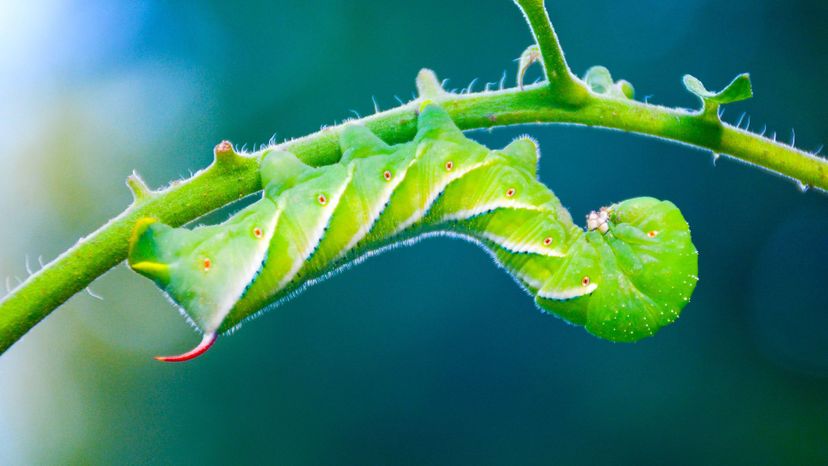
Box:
154, 333, 217, 363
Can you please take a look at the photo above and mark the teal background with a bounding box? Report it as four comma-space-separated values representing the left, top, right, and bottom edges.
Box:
1, 0, 826, 464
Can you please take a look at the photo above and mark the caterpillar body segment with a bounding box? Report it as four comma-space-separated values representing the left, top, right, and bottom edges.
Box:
128, 104, 698, 361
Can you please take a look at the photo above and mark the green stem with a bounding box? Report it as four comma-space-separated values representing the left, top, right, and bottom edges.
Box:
1, 84, 824, 355
513, 0, 588, 104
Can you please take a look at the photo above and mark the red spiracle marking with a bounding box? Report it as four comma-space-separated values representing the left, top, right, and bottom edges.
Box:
203, 258, 212, 272
383, 170, 392, 181
506, 188, 516, 197
253, 227, 263, 238
445, 161, 454, 171
317, 194, 328, 205
581, 276, 590, 287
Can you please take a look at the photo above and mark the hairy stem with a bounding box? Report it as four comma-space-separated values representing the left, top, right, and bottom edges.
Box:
1, 0, 826, 355
513, 0, 587, 104
1, 84, 824, 354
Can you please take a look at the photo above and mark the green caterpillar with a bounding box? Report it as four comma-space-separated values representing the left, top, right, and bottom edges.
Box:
128, 103, 698, 361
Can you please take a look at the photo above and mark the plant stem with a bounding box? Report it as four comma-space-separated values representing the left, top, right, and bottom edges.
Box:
2, 0, 826, 355
513, 0, 588, 104
1, 84, 824, 355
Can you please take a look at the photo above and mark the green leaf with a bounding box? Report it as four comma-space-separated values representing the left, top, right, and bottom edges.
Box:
583, 66, 635, 100
584, 66, 614, 94
683, 73, 753, 106
617, 79, 635, 100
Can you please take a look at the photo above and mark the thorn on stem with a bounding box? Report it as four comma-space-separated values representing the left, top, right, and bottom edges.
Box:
126, 170, 153, 202
214, 140, 234, 157
214, 140, 243, 167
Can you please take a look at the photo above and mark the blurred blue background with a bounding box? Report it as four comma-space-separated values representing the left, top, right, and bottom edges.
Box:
1, 0, 826, 464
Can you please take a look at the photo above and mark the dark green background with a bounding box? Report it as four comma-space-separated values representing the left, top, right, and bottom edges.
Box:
0, 0, 826, 464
